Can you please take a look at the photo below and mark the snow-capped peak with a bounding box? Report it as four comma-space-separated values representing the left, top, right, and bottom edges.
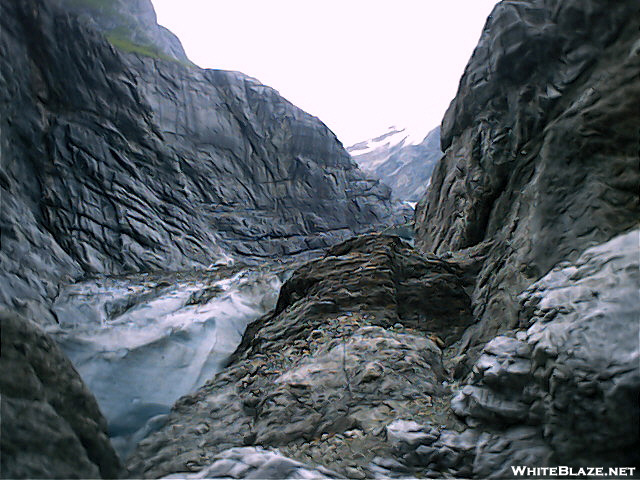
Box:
346, 125, 428, 156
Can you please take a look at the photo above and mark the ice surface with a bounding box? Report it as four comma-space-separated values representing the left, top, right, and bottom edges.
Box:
46, 267, 285, 459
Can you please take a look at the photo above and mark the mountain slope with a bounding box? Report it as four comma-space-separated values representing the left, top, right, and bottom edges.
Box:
348, 126, 442, 202
0, 0, 396, 326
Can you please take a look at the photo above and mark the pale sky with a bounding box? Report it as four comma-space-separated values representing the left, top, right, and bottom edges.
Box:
150, 1, 497, 146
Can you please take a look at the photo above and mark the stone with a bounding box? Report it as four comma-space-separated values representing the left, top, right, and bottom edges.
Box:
0, 310, 120, 478
385, 420, 437, 451
161, 447, 340, 479
472, 428, 553, 479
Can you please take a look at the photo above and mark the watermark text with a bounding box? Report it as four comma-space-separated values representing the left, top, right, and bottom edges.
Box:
511, 466, 637, 477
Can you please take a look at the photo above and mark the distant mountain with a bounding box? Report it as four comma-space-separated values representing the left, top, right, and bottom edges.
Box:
347, 126, 443, 202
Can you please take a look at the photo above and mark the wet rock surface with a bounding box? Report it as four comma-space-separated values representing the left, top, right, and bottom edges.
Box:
0, 310, 120, 479
415, 0, 640, 358
126, 235, 473, 478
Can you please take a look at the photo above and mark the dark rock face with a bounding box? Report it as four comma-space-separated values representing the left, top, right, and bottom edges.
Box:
0, 310, 121, 479
415, 0, 640, 356
0, 0, 396, 326
348, 126, 442, 202
126, 235, 473, 478
406, 0, 639, 475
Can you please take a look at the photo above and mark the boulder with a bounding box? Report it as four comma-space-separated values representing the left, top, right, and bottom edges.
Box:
0, 310, 120, 479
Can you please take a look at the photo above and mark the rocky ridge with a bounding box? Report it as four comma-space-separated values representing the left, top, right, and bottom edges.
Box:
127, 229, 640, 478
126, 234, 474, 478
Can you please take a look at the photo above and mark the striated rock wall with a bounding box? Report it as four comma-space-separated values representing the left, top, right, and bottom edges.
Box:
414, 0, 640, 356
0, 1, 399, 477
0, 0, 396, 326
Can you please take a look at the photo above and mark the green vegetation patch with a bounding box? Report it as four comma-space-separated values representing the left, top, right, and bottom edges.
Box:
60, 0, 194, 66
105, 33, 174, 62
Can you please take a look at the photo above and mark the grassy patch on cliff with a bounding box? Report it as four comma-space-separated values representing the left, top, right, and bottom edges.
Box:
60, 0, 194, 66
105, 34, 174, 62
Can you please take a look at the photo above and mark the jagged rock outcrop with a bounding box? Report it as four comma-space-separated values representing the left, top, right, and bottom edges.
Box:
126, 235, 474, 478
348, 126, 442, 202
0, 0, 396, 327
414, 0, 640, 361
389, 230, 639, 478
0, 310, 121, 479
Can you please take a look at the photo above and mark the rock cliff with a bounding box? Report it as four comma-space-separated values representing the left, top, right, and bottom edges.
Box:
414, 0, 639, 361
0, 0, 399, 477
0, 0, 396, 327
